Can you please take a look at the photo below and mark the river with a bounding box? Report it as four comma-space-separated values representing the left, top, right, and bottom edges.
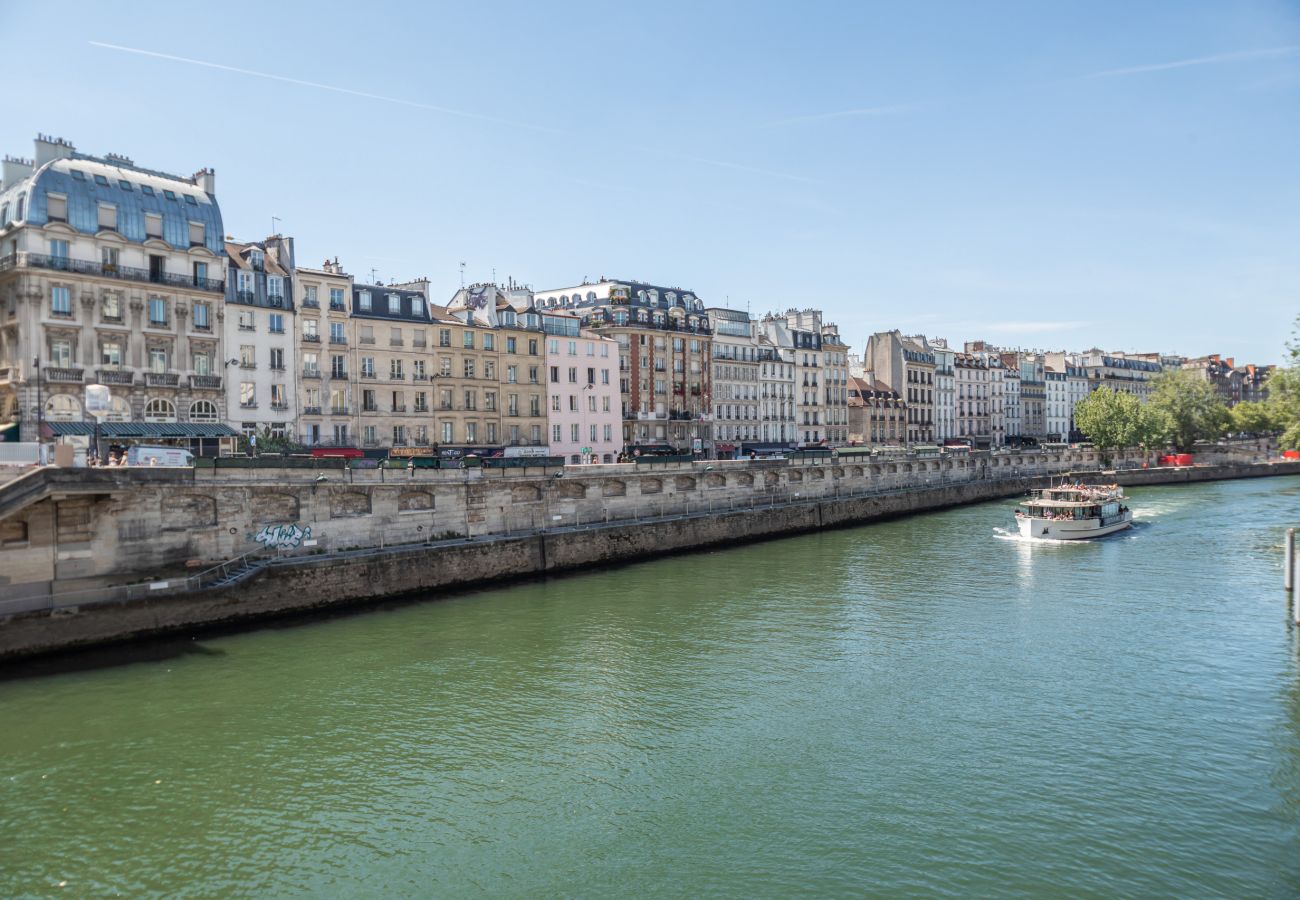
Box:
3, 475, 1299, 897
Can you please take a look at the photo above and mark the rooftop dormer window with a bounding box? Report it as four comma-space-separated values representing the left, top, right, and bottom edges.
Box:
163, 189, 177, 201
388, 294, 400, 314
119, 180, 132, 191
249, 249, 263, 270
141, 185, 154, 196
70, 170, 85, 181
359, 290, 372, 311
185, 195, 197, 205
412, 298, 424, 316
94, 174, 109, 186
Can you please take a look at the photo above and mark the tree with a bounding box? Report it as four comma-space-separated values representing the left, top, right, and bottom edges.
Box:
1131, 402, 1171, 464
1147, 369, 1230, 452
1229, 400, 1278, 436
1074, 387, 1139, 465
1270, 316, 1300, 450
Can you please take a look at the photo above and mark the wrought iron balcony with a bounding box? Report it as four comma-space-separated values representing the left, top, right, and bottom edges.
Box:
302, 369, 321, 379
0, 251, 225, 292
302, 406, 323, 416
190, 374, 222, 389
329, 336, 347, 344
302, 298, 320, 308
360, 336, 376, 344
145, 372, 179, 387
302, 333, 321, 343
236, 290, 255, 304
44, 367, 84, 383
98, 369, 134, 385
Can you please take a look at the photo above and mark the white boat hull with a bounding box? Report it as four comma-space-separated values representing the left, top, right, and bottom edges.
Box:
1016, 511, 1133, 540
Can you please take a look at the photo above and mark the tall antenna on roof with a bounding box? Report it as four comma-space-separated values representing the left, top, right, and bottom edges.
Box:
459, 261, 466, 289
270, 216, 280, 236
370, 267, 378, 285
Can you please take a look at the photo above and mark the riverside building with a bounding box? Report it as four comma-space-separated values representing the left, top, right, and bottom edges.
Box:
224, 236, 296, 439
863, 330, 935, 445
954, 353, 990, 447
0, 135, 232, 451
539, 310, 621, 463
532, 279, 713, 456
848, 376, 907, 447
294, 257, 353, 447
707, 306, 761, 458
757, 335, 796, 450
929, 338, 955, 443
349, 280, 433, 450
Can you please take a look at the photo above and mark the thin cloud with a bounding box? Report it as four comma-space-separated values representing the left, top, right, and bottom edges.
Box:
88, 41, 566, 134
1082, 44, 1300, 79
765, 104, 914, 127
90, 40, 814, 185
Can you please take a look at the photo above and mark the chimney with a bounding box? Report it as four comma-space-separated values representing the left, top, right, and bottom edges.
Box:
194, 167, 216, 195
2, 156, 34, 188
33, 134, 74, 167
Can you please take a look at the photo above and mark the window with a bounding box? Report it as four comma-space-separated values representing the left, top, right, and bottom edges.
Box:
145, 213, 163, 239
185, 194, 198, 206
390, 326, 403, 345
465, 422, 477, 443
552, 396, 561, 412
238, 382, 256, 408
303, 319, 318, 338
553, 424, 562, 443
50, 286, 71, 316
50, 339, 71, 368
359, 290, 371, 311
568, 341, 577, 355
412, 298, 424, 316
464, 332, 475, 349
388, 294, 401, 314
361, 357, 375, 378
390, 359, 404, 379
442, 422, 454, 443
330, 322, 346, 343
270, 348, 285, 370
331, 355, 346, 378
506, 337, 517, 354
190, 400, 218, 423
463, 359, 475, 379
71, 170, 86, 182
188, 221, 205, 247
97, 203, 117, 231
528, 339, 539, 356
267, 276, 284, 302
193, 302, 209, 329
144, 398, 176, 422
507, 365, 518, 384
548, 339, 559, 355
94, 174, 110, 186
269, 313, 284, 334
568, 367, 578, 384
193, 261, 207, 286
569, 396, 577, 411
484, 334, 494, 350
239, 344, 255, 367
140, 183, 153, 196
193, 352, 210, 375
439, 329, 451, 347
49, 239, 69, 261
329, 287, 345, 309
101, 341, 122, 368
47, 193, 67, 221
271, 384, 287, 408
237, 309, 254, 331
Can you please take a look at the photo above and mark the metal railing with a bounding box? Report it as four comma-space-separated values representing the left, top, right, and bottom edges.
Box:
0, 251, 225, 292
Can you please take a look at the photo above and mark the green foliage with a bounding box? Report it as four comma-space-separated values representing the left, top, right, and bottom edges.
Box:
1264, 316, 1300, 450
1229, 400, 1278, 435
1147, 369, 1230, 452
235, 426, 304, 456
1074, 388, 1141, 463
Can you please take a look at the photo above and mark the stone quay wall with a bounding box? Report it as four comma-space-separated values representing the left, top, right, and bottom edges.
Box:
2, 453, 1298, 662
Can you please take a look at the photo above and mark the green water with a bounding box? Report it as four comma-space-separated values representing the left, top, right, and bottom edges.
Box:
3, 477, 1300, 897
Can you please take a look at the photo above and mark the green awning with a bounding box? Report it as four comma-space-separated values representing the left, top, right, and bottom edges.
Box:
46, 422, 238, 438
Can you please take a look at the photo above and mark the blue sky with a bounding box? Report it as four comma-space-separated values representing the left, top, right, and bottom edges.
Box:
3, 0, 1297, 362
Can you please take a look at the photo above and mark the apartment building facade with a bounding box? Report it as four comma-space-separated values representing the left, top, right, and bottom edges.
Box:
863, 330, 935, 445
848, 376, 907, 447
0, 135, 232, 451
224, 236, 296, 438
295, 258, 353, 446
707, 307, 761, 456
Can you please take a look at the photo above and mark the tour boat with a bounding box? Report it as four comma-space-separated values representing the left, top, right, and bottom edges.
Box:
1014, 483, 1133, 540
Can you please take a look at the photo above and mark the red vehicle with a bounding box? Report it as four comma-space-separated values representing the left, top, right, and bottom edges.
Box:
1158, 453, 1194, 467
310, 446, 363, 459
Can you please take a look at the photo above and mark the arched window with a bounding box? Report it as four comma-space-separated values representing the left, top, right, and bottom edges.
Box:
666, 291, 677, 305
104, 396, 131, 422
144, 398, 176, 422
189, 399, 218, 422
586, 291, 596, 302
44, 393, 81, 421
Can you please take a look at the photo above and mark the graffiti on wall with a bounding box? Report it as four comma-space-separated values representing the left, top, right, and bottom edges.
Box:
251, 523, 312, 550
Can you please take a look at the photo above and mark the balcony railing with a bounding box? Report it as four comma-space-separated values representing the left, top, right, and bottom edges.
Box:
360, 336, 376, 344
270, 402, 289, 410
329, 302, 346, 311
302, 334, 321, 343
44, 367, 84, 383
329, 336, 347, 344
190, 374, 222, 389
0, 252, 225, 292
331, 370, 348, 380
98, 369, 134, 385
392, 405, 407, 413
145, 372, 179, 387
240, 401, 258, 409
390, 339, 404, 347
389, 374, 405, 381
238, 323, 256, 332
329, 407, 350, 416
239, 362, 256, 370
413, 374, 429, 381
302, 298, 320, 308
302, 369, 321, 379
236, 290, 255, 304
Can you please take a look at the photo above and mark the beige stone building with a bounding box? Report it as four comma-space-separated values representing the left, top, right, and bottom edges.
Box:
848, 376, 907, 447
295, 258, 353, 446
0, 135, 232, 453
863, 330, 935, 445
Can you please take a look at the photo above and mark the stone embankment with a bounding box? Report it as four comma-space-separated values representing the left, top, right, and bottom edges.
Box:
1, 452, 1297, 662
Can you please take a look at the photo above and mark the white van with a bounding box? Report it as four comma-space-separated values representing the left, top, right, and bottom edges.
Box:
126, 446, 194, 467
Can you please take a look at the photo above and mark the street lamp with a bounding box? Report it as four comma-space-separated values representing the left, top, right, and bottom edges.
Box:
84, 382, 110, 463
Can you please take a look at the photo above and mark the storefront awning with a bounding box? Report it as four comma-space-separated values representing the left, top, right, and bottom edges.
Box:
45, 422, 238, 439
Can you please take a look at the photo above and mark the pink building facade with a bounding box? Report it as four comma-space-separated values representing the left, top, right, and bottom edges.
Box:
545, 327, 623, 464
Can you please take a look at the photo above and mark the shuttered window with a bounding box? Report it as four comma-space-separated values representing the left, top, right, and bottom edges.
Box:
46, 193, 67, 221
145, 213, 163, 238
97, 203, 117, 231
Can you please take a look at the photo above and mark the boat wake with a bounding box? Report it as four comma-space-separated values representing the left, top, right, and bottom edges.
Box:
991, 527, 1084, 546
